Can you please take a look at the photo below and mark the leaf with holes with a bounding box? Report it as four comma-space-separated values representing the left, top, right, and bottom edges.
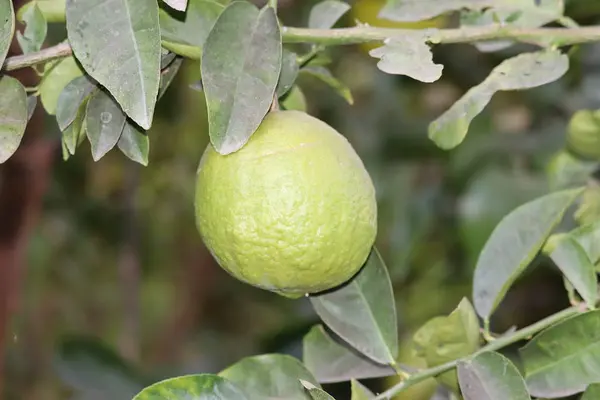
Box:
0, 76, 27, 163
429, 49, 568, 150
85, 90, 126, 161
66, 0, 161, 129
458, 352, 530, 400
310, 248, 397, 365
521, 310, 600, 397
308, 0, 350, 29
16, 2, 47, 54
369, 34, 443, 83
201, 2, 281, 154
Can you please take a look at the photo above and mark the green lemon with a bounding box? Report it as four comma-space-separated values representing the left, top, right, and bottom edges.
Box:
195, 111, 377, 298
566, 109, 600, 161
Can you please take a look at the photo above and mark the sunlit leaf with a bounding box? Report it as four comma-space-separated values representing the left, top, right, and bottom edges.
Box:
582, 383, 600, 400
85, 90, 126, 161
66, 0, 161, 129
308, 0, 350, 29
40, 56, 84, 115
0, 0, 14, 66
162, 0, 187, 12
17, 0, 66, 23
521, 310, 600, 398
472, 188, 583, 319
413, 298, 480, 390
0, 76, 27, 163
351, 380, 375, 400
56, 74, 96, 131
133, 375, 247, 400
16, 2, 46, 54
303, 325, 395, 383
458, 351, 530, 400
201, 1, 281, 154
118, 121, 149, 166
219, 354, 318, 400
545, 235, 597, 309
276, 49, 299, 98
301, 380, 335, 400
159, 0, 224, 59
310, 248, 398, 365
299, 66, 353, 104
429, 50, 569, 150
369, 34, 443, 83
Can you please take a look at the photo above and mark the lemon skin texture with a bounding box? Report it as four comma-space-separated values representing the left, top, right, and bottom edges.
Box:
195, 111, 377, 298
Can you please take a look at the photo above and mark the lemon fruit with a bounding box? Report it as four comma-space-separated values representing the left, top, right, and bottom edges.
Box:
195, 111, 377, 298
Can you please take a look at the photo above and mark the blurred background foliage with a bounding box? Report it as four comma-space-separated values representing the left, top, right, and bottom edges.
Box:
4, 0, 600, 399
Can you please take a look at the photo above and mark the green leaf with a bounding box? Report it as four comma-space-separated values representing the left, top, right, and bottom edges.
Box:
162, 0, 187, 12
521, 310, 600, 397
159, 0, 224, 59
303, 325, 395, 383
369, 34, 443, 83
310, 247, 398, 365
472, 188, 583, 319
26, 95, 37, 121
575, 185, 600, 227
281, 85, 307, 112
308, 0, 350, 29
158, 56, 183, 99
219, 354, 317, 400
133, 375, 247, 400
545, 235, 597, 309
379, 0, 493, 22
350, 380, 375, 400
413, 298, 480, 391
66, 0, 161, 129
201, 1, 282, 155
0, 0, 14, 66
16, 2, 47, 54
0, 76, 27, 163
54, 336, 145, 398
582, 383, 600, 400
40, 56, 84, 115
301, 380, 335, 400
299, 66, 353, 105
429, 50, 568, 150
62, 97, 87, 155
276, 49, 299, 98
569, 221, 600, 265
85, 90, 126, 161
458, 351, 531, 400
56, 74, 96, 131
546, 151, 597, 191
118, 121, 149, 166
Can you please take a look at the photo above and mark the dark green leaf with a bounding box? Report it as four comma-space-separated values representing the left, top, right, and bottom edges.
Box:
545, 235, 597, 308
472, 188, 583, 319
0, 0, 14, 66
56, 74, 96, 131
0, 76, 27, 163
158, 57, 183, 99
163, 0, 187, 12
458, 351, 530, 400
16, 2, 46, 54
202, 2, 282, 154
413, 298, 480, 390
308, 0, 350, 29
299, 66, 353, 104
303, 325, 395, 383
369, 34, 443, 83
379, 0, 493, 22
301, 380, 335, 400
429, 50, 569, 150
118, 121, 149, 166
219, 354, 317, 400
159, 0, 224, 59
521, 310, 600, 397
350, 380, 374, 400
133, 375, 247, 400
40, 56, 84, 115
54, 336, 145, 398
310, 248, 398, 365
62, 98, 87, 155
85, 90, 126, 161
66, 0, 161, 129
276, 49, 299, 98
582, 383, 600, 400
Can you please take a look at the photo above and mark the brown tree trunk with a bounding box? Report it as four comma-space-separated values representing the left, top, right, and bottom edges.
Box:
0, 1, 56, 394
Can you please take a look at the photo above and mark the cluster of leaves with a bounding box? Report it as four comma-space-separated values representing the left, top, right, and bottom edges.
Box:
3, 0, 600, 399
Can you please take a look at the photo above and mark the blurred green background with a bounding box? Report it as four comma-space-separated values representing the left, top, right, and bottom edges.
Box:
4, 0, 600, 399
